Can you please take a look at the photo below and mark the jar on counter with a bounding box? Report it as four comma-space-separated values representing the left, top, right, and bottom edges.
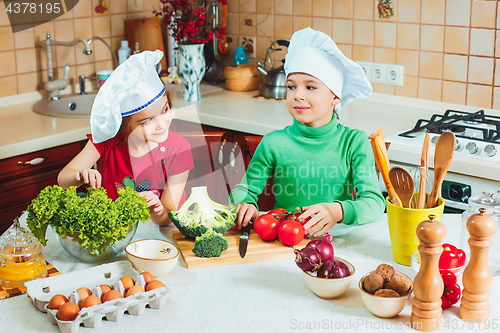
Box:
460, 190, 500, 277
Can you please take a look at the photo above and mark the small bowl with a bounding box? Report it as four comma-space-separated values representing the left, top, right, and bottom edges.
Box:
411, 252, 466, 276
301, 257, 355, 299
358, 271, 413, 318
125, 239, 180, 277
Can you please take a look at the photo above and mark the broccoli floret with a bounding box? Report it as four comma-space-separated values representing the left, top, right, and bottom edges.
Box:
169, 186, 236, 238
192, 229, 229, 258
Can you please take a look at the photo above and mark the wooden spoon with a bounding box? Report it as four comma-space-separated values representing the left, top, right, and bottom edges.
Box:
389, 166, 414, 208
428, 131, 456, 208
418, 133, 430, 209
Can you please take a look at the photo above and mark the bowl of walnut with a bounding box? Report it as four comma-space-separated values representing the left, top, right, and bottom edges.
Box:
358, 264, 413, 318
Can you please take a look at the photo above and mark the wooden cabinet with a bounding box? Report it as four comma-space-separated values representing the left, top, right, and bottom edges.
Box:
0, 140, 86, 234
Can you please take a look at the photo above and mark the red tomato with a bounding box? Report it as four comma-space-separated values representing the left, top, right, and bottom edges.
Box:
268, 208, 287, 215
254, 214, 280, 241
278, 220, 305, 246
286, 212, 311, 225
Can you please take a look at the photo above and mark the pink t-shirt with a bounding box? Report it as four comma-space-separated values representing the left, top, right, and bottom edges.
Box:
90, 131, 194, 203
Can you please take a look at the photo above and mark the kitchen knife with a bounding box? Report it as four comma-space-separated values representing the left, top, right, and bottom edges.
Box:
239, 224, 251, 258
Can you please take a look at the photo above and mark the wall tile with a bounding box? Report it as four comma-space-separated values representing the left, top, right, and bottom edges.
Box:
34, 22, 56, 45
274, 15, 293, 39
13, 27, 35, 49
56, 45, 76, 68
353, 21, 374, 46
395, 76, 418, 97
256, 36, 273, 60
0, 51, 16, 76
94, 37, 112, 62
312, 0, 332, 17
445, 0, 471, 26
396, 23, 419, 50
354, 0, 373, 20
467, 84, 492, 108
469, 28, 495, 56
275, 0, 293, 15
396, 49, 419, 76
398, 0, 421, 23
241, 0, 256, 13
239, 13, 257, 35
419, 52, 443, 79
95, 60, 114, 72
74, 18, 93, 40
73, 0, 92, 17
352, 45, 373, 61
332, 19, 352, 44
111, 14, 126, 37
420, 25, 444, 52
228, 0, 239, 13
374, 47, 396, 64
375, 22, 396, 48
468, 56, 494, 85
495, 59, 500, 86
54, 20, 75, 42
337, 44, 352, 58
226, 12, 239, 34
127, 0, 144, 12
0, 2, 10, 25
418, 78, 442, 101
471, 0, 497, 28
0, 27, 15, 51
496, 32, 500, 57
17, 72, 38, 94
333, 0, 353, 19
293, 0, 312, 16
312, 17, 332, 36
257, 14, 274, 37
443, 54, 468, 81
293, 16, 312, 32
372, 83, 395, 94
93, 16, 111, 38
444, 26, 469, 54
16, 48, 37, 74
257, 0, 274, 14
76, 63, 96, 77
421, 0, 445, 25
493, 87, 500, 110
0, 76, 18, 97
143, 0, 158, 14
442, 81, 466, 104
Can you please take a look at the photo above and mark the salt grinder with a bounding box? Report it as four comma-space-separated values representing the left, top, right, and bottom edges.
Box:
459, 208, 497, 322
411, 214, 446, 332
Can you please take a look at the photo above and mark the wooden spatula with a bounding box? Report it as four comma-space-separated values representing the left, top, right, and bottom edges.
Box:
389, 166, 414, 208
418, 133, 430, 209
428, 132, 456, 208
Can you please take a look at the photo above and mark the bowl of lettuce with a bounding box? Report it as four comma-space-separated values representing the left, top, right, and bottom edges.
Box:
26, 185, 150, 263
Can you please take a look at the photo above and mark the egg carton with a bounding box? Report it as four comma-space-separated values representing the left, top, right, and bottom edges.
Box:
25, 261, 168, 333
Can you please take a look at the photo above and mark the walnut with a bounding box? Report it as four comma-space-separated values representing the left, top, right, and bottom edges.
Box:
375, 263, 395, 283
374, 289, 400, 298
362, 272, 385, 294
384, 272, 412, 296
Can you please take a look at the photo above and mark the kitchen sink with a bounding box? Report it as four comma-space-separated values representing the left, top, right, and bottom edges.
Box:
32, 93, 97, 118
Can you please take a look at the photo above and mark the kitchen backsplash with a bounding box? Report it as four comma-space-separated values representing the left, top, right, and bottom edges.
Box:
1, 0, 500, 111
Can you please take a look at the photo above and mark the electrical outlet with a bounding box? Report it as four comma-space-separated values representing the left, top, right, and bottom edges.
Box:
239, 36, 256, 58
372, 65, 385, 83
356, 61, 404, 86
386, 64, 404, 86
358, 62, 372, 81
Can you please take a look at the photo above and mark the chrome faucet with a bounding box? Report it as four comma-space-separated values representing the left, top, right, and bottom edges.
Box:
41, 32, 92, 100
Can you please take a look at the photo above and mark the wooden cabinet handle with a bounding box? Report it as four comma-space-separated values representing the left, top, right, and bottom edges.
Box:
17, 155, 48, 166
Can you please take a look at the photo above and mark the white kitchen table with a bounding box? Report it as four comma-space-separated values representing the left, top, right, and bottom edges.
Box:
1, 213, 498, 333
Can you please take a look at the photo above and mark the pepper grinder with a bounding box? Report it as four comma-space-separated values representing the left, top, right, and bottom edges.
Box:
459, 208, 497, 322
411, 214, 446, 332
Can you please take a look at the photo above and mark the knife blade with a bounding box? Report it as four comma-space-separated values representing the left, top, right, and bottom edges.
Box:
239, 224, 251, 258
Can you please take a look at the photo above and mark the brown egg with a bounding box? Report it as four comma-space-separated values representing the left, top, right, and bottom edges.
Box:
76, 287, 92, 301
119, 276, 134, 291
57, 302, 80, 321
145, 280, 165, 291
81, 295, 102, 308
99, 284, 112, 294
140, 272, 154, 285
126, 285, 145, 297
48, 294, 68, 310
102, 290, 123, 303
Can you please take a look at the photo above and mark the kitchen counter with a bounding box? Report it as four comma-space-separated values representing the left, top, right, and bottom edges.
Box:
1, 213, 498, 333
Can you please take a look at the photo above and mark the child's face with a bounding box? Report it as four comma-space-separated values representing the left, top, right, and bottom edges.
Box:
286, 73, 340, 127
129, 93, 172, 144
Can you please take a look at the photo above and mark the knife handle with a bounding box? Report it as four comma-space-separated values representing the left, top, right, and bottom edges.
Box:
241, 224, 251, 234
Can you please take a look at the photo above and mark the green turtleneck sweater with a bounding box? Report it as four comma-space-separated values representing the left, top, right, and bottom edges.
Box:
229, 117, 385, 225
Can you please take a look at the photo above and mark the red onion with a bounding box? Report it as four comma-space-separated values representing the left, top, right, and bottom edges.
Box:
306, 233, 334, 262
317, 260, 335, 279
294, 247, 322, 272
330, 260, 350, 278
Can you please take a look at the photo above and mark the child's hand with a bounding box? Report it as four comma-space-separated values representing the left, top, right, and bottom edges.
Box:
235, 203, 258, 229
76, 169, 102, 188
299, 202, 343, 237
139, 191, 164, 214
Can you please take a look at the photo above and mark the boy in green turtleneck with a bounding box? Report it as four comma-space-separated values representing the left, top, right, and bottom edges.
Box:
229, 28, 385, 237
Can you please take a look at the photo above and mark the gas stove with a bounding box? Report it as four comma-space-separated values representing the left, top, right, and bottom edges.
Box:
385, 109, 500, 211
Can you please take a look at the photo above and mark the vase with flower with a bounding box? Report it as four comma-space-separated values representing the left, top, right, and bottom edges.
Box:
154, 0, 222, 101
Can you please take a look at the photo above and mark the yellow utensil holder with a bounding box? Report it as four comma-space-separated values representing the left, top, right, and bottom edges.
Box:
386, 194, 445, 266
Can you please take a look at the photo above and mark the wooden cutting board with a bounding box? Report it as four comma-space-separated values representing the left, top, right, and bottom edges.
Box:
124, 16, 167, 71
172, 228, 310, 269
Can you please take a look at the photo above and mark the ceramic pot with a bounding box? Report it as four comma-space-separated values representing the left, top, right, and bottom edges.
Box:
178, 43, 206, 101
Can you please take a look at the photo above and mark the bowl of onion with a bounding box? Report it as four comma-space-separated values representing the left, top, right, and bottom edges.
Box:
295, 233, 355, 299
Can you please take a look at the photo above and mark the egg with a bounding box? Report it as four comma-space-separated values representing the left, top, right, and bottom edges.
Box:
57, 302, 80, 321
102, 290, 123, 303
145, 280, 165, 291
119, 276, 134, 291
47, 294, 68, 310
92, 284, 112, 301
140, 272, 154, 285
81, 295, 102, 308
126, 285, 145, 297
99, 284, 112, 294
76, 287, 92, 301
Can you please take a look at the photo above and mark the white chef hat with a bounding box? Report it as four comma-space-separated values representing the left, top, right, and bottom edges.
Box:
90, 50, 166, 143
284, 27, 372, 117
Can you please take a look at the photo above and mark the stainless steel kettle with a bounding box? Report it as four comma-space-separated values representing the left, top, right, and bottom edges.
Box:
257, 40, 289, 99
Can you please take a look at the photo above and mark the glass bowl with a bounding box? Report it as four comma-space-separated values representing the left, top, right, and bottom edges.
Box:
411, 251, 466, 276
52, 223, 138, 263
